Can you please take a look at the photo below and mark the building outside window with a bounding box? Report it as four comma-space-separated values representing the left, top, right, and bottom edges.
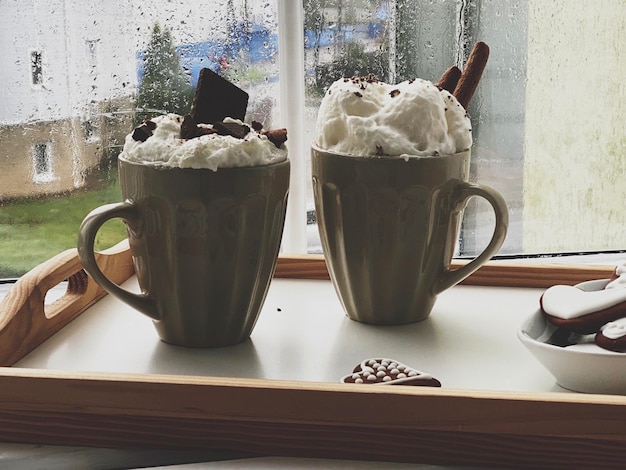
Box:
0, 0, 625, 279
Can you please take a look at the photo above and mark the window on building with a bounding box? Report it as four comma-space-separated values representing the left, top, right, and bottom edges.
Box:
30, 50, 43, 86
82, 119, 99, 142
32, 142, 53, 183
86, 39, 99, 69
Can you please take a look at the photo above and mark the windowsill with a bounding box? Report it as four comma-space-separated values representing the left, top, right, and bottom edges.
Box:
32, 175, 57, 184
275, 253, 615, 289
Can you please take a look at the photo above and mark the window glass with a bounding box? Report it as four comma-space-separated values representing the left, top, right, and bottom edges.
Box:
303, 0, 626, 257
0, 0, 281, 277
1, 0, 625, 279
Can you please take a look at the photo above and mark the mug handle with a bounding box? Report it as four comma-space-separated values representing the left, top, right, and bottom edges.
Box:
77, 202, 160, 321
435, 182, 509, 294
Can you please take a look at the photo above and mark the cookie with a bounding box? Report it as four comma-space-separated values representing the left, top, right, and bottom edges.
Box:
540, 261, 626, 335
595, 317, 626, 353
540, 284, 626, 334
341, 358, 441, 387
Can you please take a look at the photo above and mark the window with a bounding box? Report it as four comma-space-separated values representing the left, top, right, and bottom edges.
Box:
0, 0, 625, 279
82, 119, 99, 143
86, 39, 99, 69
302, 0, 626, 259
30, 50, 43, 86
32, 142, 53, 183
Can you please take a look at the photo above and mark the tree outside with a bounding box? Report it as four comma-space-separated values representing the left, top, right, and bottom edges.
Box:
135, 23, 194, 124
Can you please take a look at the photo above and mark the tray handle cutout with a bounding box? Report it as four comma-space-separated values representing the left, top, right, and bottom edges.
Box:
0, 240, 134, 366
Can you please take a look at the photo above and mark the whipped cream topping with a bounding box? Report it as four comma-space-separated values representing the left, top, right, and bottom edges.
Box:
120, 114, 287, 171
541, 284, 626, 319
600, 317, 626, 340
316, 76, 472, 157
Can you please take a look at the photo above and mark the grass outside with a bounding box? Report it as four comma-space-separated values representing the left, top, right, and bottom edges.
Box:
0, 170, 127, 278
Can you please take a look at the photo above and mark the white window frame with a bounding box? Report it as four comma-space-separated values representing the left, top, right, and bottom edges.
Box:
278, 1, 307, 254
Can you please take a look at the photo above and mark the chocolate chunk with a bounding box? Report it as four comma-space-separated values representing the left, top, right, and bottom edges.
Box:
389, 89, 400, 98
180, 114, 200, 139
198, 127, 218, 136
190, 68, 249, 125
131, 122, 154, 142
213, 121, 250, 139
251, 120, 264, 132
263, 128, 288, 148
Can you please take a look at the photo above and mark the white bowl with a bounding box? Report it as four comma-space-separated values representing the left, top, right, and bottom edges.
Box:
518, 279, 626, 395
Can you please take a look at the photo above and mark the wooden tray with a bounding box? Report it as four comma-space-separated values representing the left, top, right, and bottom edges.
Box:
0, 241, 623, 470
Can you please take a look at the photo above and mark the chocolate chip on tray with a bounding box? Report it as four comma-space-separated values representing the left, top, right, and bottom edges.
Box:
341, 358, 441, 387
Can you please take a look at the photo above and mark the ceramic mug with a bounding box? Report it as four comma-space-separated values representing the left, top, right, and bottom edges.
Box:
311, 144, 508, 325
78, 156, 289, 347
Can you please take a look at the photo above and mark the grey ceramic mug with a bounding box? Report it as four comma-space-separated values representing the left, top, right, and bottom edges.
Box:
78, 156, 289, 347
312, 144, 508, 325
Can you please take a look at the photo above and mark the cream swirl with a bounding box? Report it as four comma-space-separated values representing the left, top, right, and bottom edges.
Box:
600, 317, 626, 340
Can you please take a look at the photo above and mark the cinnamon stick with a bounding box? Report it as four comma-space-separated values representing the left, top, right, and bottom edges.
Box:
453, 41, 490, 108
436, 66, 462, 93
